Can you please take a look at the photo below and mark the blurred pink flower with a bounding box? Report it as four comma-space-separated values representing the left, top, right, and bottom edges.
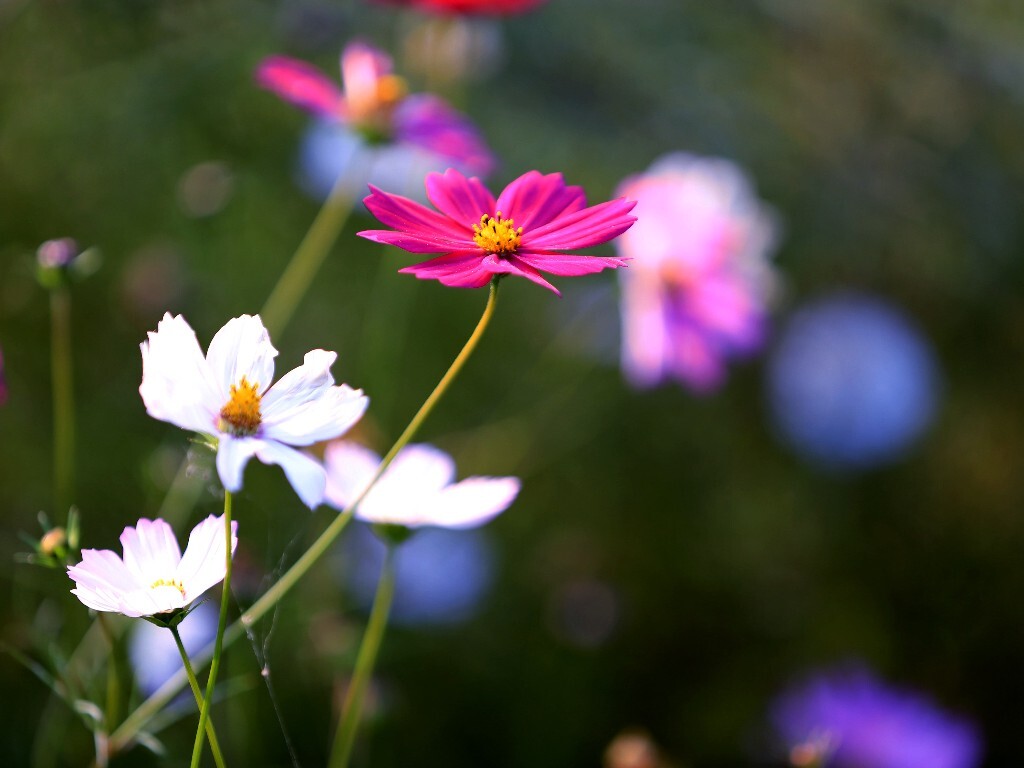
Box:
256, 41, 495, 176
616, 154, 778, 393
324, 441, 520, 528
358, 167, 636, 295
373, 0, 546, 14
68, 516, 237, 618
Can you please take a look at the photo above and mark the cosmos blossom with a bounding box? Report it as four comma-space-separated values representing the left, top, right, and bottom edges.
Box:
772, 664, 982, 768
68, 516, 237, 618
373, 0, 546, 14
256, 41, 494, 176
139, 314, 368, 508
616, 153, 777, 393
358, 167, 637, 295
323, 441, 520, 528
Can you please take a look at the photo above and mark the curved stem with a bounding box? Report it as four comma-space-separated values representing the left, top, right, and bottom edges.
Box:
50, 286, 74, 515
190, 491, 233, 768
171, 626, 228, 768
260, 176, 356, 338
110, 280, 501, 753
328, 547, 396, 768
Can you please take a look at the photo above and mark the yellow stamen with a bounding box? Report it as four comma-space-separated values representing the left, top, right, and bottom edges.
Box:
150, 577, 186, 597
218, 376, 262, 436
472, 212, 523, 256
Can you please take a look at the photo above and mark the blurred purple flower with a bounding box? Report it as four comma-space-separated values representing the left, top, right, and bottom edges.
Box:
771, 665, 982, 768
257, 41, 495, 182
615, 153, 778, 393
129, 601, 219, 698
37, 238, 79, 269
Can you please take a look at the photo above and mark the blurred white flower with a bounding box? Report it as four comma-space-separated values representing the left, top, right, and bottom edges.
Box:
323, 441, 519, 528
140, 313, 368, 508
67, 516, 236, 618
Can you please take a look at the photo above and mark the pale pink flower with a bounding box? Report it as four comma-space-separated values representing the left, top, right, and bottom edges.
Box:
256, 41, 494, 176
324, 441, 520, 529
358, 167, 637, 295
139, 313, 368, 508
616, 153, 778, 392
373, 0, 547, 14
68, 516, 237, 618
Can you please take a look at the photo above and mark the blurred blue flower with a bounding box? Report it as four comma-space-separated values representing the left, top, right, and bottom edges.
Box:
298, 118, 475, 204
771, 664, 982, 768
128, 601, 218, 698
765, 293, 940, 470
337, 522, 495, 627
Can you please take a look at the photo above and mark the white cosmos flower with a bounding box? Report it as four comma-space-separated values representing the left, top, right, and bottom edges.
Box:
140, 313, 369, 508
67, 516, 237, 618
323, 441, 520, 528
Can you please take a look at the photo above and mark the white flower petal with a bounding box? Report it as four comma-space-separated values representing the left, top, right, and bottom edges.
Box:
205, 314, 277, 397
323, 440, 381, 510
376, 443, 456, 496
422, 476, 521, 529
261, 349, 337, 418
120, 518, 183, 587
139, 313, 221, 434
255, 441, 327, 509
175, 514, 238, 600
216, 436, 263, 492
262, 383, 369, 447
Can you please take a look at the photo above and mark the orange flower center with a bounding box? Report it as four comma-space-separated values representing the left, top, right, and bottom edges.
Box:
473, 213, 522, 256
218, 376, 262, 436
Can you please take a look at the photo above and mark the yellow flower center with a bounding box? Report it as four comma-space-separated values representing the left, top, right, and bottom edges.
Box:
473, 213, 523, 256
218, 376, 262, 436
150, 577, 186, 597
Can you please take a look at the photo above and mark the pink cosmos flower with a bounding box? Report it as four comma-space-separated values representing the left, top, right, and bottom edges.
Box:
373, 0, 546, 14
68, 516, 237, 618
358, 167, 637, 295
256, 41, 494, 177
616, 153, 778, 393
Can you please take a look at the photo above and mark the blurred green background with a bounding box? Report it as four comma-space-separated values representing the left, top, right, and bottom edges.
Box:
3, 0, 1024, 765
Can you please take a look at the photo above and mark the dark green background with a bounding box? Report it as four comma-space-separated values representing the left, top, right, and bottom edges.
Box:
2, 0, 1023, 765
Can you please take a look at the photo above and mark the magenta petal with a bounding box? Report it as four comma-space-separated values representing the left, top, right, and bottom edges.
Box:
423, 168, 497, 228
256, 56, 344, 120
361, 186, 472, 249
495, 171, 587, 230
497, 255, 561, 295
400, 253, 492, 288
523, 198, 637, 250
514, 251, 629, 277
396, 98, 497, 177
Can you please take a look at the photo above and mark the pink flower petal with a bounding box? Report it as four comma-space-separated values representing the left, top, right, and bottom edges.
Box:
523, 198, 637, 250
495, 170, 586, 230
424, 168, 497, 228
256, 56, 344, 120
400, 253, 494, 288
514, 251, 629, 277
361, 186, 471, 248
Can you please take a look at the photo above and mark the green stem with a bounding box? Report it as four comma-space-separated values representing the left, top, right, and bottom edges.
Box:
171, 626, 228, 768
190, 491, 233, 768
328, 547, 396, 768
50, 286, 74, 515
96, 614, 120, 735
110, 280, 501, 753
260, 176, 356, 337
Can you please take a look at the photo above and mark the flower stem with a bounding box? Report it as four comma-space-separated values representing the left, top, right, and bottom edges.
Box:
171, 625, 228, 768
96, 614, 120, 736
110, 280, 501, 753
190, 490, 233, 768
50, 285, 74, 516
327, 546, 396, 768
260, 176, 356, 338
